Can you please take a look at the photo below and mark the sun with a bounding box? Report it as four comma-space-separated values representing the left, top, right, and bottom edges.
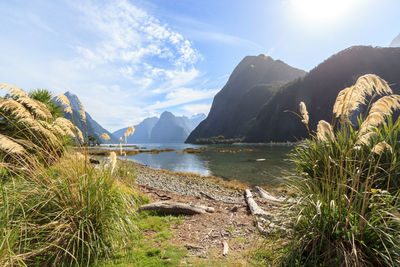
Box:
290, 0, 356, 25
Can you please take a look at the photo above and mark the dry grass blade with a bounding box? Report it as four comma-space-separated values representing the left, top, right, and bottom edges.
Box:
0, 134, 26, 155
316, 120, 334, 142
371, 141, 393, 155
100, 133, 111, 141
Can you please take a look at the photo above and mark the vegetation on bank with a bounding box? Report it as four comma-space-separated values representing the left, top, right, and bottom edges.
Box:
193, 135, 244, 144
2, 74, 400, 266
283, 74, 400, 266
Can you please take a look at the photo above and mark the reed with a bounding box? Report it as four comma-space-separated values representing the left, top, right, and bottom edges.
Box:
283, 74, 400, 266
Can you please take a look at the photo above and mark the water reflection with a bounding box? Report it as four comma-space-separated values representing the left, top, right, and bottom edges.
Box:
111, 143, 294, 186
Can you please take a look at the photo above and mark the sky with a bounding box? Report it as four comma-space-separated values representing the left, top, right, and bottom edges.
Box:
0, 0, 399, 131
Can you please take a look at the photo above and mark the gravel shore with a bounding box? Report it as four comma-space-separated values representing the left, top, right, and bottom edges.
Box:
133, 162, 245, 203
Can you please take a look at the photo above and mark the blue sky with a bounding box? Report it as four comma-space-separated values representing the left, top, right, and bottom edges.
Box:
0, 0, 399, 131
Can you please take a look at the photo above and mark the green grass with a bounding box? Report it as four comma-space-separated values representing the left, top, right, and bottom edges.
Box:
94, 212, 187, 267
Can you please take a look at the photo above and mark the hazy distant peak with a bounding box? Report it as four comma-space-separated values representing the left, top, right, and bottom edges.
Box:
390, 33, 400, 47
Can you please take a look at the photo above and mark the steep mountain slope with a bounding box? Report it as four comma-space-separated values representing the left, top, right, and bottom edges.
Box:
246, 46, 400, 142
113, 113, 206, 143
113, 117, 158, 143
186, 54, 306, 143
55, 92, 118, 144
390, 33, 400, 47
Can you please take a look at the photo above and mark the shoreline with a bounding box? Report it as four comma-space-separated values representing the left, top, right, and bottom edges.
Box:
129, 160, 288, 204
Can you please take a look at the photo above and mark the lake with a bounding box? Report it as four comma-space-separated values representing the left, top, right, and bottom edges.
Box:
103, 143, 295, 186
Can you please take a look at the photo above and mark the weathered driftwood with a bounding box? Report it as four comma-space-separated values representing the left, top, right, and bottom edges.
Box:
139, 201, 214, 215
245, 189, 268, 216
222, 241, 229, 256
255, 186, 282, 203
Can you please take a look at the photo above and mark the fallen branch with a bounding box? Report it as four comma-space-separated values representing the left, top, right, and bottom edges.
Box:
200, 191, 216, 200
255, 186, 282, 203
146, 191, 172, 200
139, 201, 214, 215
222, 241, 229, 256
245, 189, 268, 216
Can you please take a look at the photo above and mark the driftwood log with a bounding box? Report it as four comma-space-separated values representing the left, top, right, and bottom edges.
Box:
222, 241, 229, 256
245, 189, 268, 216
254, 186, 282, 203
139, 201, 215, 215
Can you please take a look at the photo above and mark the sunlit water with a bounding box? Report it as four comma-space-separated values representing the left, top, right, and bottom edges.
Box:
101, 143, 295, 186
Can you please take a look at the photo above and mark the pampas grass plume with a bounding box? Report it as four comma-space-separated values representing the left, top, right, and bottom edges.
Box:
100, 133, 111, 141
299, 102, 309, 125
124, 126, 135, 143
110, 151, 117, 174
371, 141, 393, 155
0, 134, 26, 155
316, 120, 334, 142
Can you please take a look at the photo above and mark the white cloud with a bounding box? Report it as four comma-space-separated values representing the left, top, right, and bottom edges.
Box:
181, 103, 212, 115
147, 88, 219, 110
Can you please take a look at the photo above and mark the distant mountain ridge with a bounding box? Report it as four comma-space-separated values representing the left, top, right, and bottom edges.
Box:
113, 112, 206, 143
54, 92, 118, 144
186, 54, 306, 143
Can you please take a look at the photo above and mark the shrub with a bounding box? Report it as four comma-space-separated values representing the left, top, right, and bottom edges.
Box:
284, 74, 400, 266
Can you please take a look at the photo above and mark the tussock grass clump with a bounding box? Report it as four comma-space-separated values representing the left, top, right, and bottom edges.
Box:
0, 84, 141, 266
284, 74, 400, 266
1, 151, 138, 266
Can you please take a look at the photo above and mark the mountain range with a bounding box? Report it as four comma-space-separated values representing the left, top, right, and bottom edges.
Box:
187, 45, 400, 143
113, 112, 206, 143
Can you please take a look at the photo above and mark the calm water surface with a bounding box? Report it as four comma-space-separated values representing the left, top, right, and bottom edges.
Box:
103, 143, 295, 186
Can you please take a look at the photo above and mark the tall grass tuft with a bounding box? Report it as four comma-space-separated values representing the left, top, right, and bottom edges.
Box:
1, 84, 139, 266
284, 74, 400, 266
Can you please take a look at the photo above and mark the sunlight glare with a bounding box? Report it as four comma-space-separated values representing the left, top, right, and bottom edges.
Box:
291, 0, 356, 25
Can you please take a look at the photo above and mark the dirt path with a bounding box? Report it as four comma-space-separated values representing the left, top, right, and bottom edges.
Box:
136, 184, 283, 265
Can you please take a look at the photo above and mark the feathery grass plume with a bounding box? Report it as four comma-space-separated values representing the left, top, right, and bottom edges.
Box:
110, 151, 117, 174
0, 134, 26, 155
299, 102, 309, 125
0, 83, 27, 98
55, 94, 73, 114
356, 131, 378, 146
100, 133, 111, 141
316, 120, 334, 142
51, 124, 66, 136
0, 98, 32, 119
9, 87, 27, 98
16, 96, 53, 120
359, 95, 400, 134
371, 141, 393, 155
123, 126, 135, 143
75, 126, 84, 143
54, 117, 76, 137
78, 99, 86, 122
333, 74, 392, 120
